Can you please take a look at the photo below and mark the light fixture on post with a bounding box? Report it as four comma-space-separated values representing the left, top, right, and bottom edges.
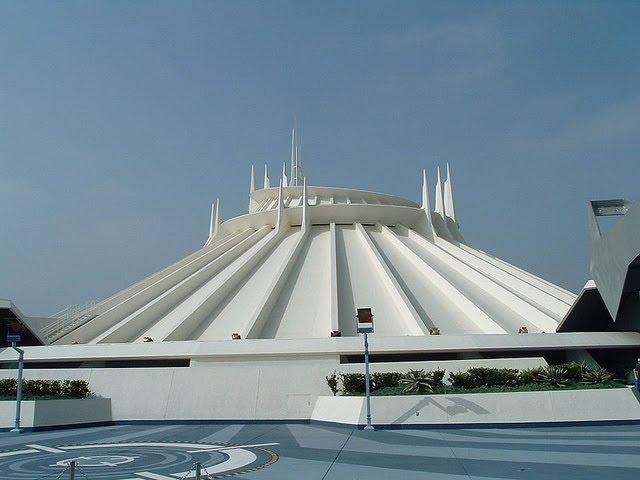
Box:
356, 308, 374, 431
7, 333, 24, 433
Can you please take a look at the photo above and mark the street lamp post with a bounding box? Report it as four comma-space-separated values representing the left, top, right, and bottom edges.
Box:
356, 308, 374, 431
362, 330, 373, 430
7, 335, 24, 433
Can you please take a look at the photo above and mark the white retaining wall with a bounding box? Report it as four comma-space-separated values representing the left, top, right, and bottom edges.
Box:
0, 398, 112, 429
311, 388, 640, 426
4, 355, 636, 425
3, 356, 550, 421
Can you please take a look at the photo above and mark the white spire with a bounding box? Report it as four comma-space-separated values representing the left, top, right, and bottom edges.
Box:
290, 127, 296, 186
289, 124, 305, 186
421, 169, 433, 223
302, 177, 309, 232
435, 166, 445, 216
276, 179, 284, 231
444, 163, 456, 223
282, 162, 288, 187
204, 198, 221, 247
297, 133, 304, 185
249, 165, 256, 194
263, 164, 270, 189
249, 165, 256, 213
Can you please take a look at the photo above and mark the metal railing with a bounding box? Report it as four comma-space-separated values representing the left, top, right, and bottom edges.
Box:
38, 461, 214, 480
40, 301, 98, 343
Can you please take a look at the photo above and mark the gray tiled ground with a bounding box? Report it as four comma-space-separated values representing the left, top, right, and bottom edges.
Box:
0, 422, 639, 479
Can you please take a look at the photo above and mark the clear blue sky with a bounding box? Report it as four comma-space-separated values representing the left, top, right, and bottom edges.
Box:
2, 1, 639, 315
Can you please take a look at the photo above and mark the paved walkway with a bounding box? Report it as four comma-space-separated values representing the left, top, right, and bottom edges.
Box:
0, 422, 639, 479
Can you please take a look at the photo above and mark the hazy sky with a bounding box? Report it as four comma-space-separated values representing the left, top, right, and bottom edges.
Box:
1, 1, 639, 316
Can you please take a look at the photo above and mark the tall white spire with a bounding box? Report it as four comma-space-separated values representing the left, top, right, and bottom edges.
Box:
282, 162, 288, 187
421, 169, 433, 223
204, 198, 221, 247
289, 124, 304, 186
249, 165, 256, 193
435, 166, 445, 216
302, 177, 309, 232
290, 127, 296, 186
210, 199, 220, 236
263, 164, 270, 189
276, 179, 284, 231
296, 134, 303, 185
444, 163, 456, 223
249, 165, 256, 213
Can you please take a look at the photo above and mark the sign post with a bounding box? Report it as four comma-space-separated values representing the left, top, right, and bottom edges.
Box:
356, 308, 374, 431
7, 334, 24, 433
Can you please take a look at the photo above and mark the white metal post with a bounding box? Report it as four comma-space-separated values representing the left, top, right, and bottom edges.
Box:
10, 342, 24, 433
363, 332, 374, 430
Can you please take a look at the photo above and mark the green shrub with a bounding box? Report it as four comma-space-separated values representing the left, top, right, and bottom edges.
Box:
0, 379, 91, 399
399, 369, 434, 394
449, 368, 519, 389
449, 371, 476, 389
340, 373, 366, 395
0, 378, 17, 396
372, 372, 403, 390
538, 366, 570, 388
431, 370, 446, 388
519, 367, 545, 385
581, 367, 614, 385
468, 367, 520, 387
24, 379, 62, 397
62, 380, 92, 398
372, 386, 409, 396
559, 362, 587, 383
325, 371, 340, 396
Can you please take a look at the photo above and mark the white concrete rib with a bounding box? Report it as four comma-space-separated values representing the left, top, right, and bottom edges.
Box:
432, 235, 571, 320
243, 228, 310, 338
79, 232, 245, 318
58, 229, 258, 344
194, 228, 302, 341
355, 223, 429, 335
372, 224, 506, 334
161, 227, 285, 342
398, 225, 559, 333
90, 227, 271, 344
257, 226, 332, 339
457, 242, 576, 303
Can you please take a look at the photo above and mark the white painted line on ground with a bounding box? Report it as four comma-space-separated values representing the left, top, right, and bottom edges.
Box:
0, 449, 37, 458
172, 448, 258, 477
134, 472, 176, 480
61, 442, 223, 450
187, 442, 279, 453
26, 444, 66, 453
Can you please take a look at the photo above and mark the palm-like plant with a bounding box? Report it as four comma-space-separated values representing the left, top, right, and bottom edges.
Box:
581, 367, 613, 385
537, 366, 569, 388
399, 369, 434, 394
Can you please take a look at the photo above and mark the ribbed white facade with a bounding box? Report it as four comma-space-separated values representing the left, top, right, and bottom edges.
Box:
52, 166, 575, 346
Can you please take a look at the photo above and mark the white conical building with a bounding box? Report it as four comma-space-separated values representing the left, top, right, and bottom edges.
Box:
48, 157, 574, 346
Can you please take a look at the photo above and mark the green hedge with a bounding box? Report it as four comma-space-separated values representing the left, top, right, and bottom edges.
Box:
329, 364, 622, 396
0, 379, 92, 399
339, 370, 445, 395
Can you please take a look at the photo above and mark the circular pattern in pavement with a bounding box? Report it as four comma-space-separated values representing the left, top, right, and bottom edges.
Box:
0, 440, 278, 479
